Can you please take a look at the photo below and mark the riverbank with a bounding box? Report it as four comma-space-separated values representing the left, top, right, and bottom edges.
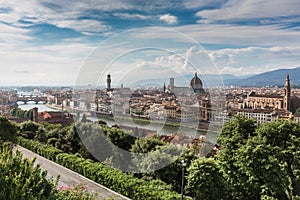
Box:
45, 103, 73, 112
93, 114, 210, 135
44, 103, 61, 110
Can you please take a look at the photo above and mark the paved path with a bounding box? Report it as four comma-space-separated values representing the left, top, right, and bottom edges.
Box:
16, 145, 131, 200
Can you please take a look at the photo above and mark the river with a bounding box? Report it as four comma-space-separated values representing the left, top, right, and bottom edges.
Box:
87, 116, 209, 138
17, 102, 57, 112
17, 91, 57, 112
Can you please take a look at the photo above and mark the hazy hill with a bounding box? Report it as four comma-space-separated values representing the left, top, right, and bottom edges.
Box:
131, 74, 243, 87
234, 67, 300, 87
131, 67, 300, 88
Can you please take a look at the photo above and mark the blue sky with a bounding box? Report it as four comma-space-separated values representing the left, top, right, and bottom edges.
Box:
1, 0, 300, 86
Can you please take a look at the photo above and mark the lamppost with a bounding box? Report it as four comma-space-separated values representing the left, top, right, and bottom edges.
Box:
181, 159, 186, 200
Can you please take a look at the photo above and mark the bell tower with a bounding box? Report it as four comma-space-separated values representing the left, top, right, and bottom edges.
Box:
107, 74, 111, 90
284, 73, 291, 111
169, 77, 174, 91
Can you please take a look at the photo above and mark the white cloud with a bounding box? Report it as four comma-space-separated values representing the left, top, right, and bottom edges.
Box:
208, 46, 300, 75
53, 19, 110, 34
124, 46, 216, 77
108, 26, 300, 77
0, 41, 95, 86
183, 0, 225, 9
1, 0, 300, 86
76, 42, 217, 86
0, 1, 112, 34
196, 0, 300, 21
159, 14, 178, 24
126, 24, 300, 47
73, 0, 134, 12
175, 24, 300, 47
113, 13, 150, 20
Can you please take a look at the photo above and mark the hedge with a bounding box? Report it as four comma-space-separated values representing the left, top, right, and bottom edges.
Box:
17, 137, 182, 200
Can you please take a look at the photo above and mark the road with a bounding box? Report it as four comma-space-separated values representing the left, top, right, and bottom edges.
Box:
16, 145, 131, 200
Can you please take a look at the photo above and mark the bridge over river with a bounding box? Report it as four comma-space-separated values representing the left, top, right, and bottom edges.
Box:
17, 95, 47, 104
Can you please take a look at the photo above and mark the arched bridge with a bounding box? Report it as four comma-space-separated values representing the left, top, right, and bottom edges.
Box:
17, 96, 47, 104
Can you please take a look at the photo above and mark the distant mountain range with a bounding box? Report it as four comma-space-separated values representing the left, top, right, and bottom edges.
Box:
230, 67, 300, 87
132, 67, 300, 87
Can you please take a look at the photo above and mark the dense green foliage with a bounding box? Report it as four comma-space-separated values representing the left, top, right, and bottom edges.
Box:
18, 120, 192, 193
0, 143, 96, 200
131, 136, 164, 153
186, 158, 228, 200
18, 122, 90, 158
11, 107, 33, 119
2, 115, 190, 198
0, 115, 17, 143
144, 147, 196, 193
11, 114, 300, 199
216, 115, 300, 199
17, 137, 182, 200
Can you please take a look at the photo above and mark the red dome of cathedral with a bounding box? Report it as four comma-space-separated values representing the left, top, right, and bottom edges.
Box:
190, 72, 203, 90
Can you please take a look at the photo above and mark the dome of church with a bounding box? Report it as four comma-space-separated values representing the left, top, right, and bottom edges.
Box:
190, 72, 203, 90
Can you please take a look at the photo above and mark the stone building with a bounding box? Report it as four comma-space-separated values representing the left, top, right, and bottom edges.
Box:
32, 107, 73, 126
244, 74, 300, 113
168, 72, 205, 95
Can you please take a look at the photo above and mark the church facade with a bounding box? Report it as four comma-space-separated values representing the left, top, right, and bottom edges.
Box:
167, 72, 205, 95
244, 74, 292, 112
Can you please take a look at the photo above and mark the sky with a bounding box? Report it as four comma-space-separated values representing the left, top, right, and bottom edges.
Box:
1, 0, 300, 86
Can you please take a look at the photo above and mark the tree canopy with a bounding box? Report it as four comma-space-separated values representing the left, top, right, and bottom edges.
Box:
215, 116, 300, 199
186, 157, 228, 200
10, 114, 300, 199
0, 116, 17, 143
0, 143, 96, 200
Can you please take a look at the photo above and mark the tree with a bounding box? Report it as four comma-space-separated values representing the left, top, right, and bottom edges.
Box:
0, 143, 96, 200
186, 157, 228, 200
152, 147, 196, 192
10, 108, 17, 116
16, 109, 22, 118
217, 117, 300, 199
254, 120, 300, 198
217, 115, 257, 198
217, 115, 256, 147
19, 121, 40, 139
130, 136, 164, 153
34, 125, 47, 143
11, 108, 32, 119
103, 126, 136, 151
0, 143, 57, 199
65, 124, 82, 154
296, 107, 300, 114
21, 121, 39, 132
234, 136, 290, 199
0, 116, 17, 143
134, 144, 180, 173
23, 110, 28, 119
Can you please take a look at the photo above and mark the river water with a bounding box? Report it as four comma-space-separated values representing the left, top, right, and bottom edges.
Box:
17, 91, 57, 112
87, 116, 209, 138
17, 103, 57, 112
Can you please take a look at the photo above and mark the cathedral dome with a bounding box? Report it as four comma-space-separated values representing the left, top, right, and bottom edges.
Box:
190, 72, 203, 90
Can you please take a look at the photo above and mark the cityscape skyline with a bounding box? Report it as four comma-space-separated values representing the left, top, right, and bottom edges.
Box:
1, 66, 299, 88
1, 1, 300, 86
1, 1, 300, 197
